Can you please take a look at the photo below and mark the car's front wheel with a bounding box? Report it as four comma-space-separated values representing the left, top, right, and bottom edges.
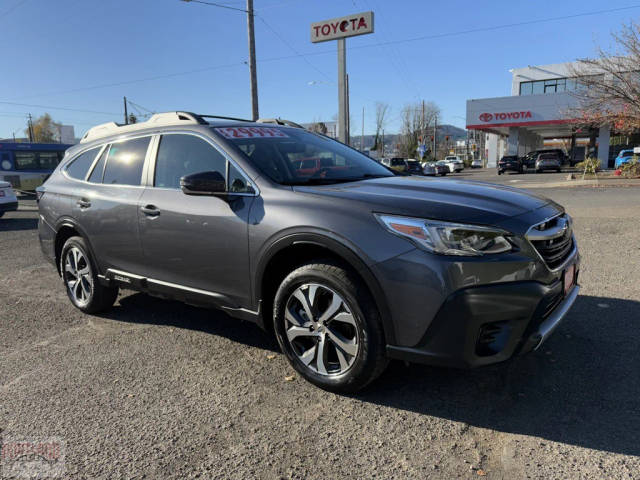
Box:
273, 261, 387, 392
61, 236, 118, 314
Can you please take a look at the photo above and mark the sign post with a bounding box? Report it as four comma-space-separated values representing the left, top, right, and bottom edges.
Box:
311, 11, 374, 144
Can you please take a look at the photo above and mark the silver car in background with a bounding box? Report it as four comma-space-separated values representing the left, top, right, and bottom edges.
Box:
535, 153, 562, 173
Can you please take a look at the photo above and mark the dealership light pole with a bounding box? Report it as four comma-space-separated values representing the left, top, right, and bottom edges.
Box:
311, 12, 374, 144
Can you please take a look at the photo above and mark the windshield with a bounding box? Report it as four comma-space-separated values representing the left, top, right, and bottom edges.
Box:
217, 126, 393, 185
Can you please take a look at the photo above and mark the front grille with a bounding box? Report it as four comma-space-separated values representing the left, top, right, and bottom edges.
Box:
526, 214, 574, 270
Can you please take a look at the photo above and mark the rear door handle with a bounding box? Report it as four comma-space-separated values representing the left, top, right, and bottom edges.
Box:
140, 205, 160, 217
76, 199, 91, 209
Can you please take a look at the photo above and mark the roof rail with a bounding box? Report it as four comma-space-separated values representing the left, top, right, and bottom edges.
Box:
80, 111, 207, 143
257, 118, 306, 129
198, 114, 253, 123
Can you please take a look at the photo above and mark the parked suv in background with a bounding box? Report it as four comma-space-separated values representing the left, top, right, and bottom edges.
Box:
497, 155, 524, 175
381, 157, 408, 173
37, 112, 580, 392
405, 159, 423, 175
535, 153, 562, 173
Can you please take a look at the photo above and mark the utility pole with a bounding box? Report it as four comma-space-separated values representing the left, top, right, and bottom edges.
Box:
433, 115, 437, 160
337, 39, 347, 143
27, 113, 34, 142
345, 74, 350, 144
361, 106, 365, 152
247, 0, 259, 121
124, 96, 129, 125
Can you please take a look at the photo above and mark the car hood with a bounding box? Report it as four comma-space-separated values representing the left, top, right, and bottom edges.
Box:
293, 176, 559, 227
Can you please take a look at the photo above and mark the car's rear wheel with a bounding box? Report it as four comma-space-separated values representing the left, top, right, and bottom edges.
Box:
273, 261, 387, 392
61, 236, 118, 313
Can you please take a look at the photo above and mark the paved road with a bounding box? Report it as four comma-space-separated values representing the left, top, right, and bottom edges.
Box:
1, 186, 639, 479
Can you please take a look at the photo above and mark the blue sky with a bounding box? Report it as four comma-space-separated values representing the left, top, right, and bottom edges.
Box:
0, 0, 637, 139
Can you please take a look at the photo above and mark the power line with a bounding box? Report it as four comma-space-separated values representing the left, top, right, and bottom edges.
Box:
11, 61, 245, 101
0, 0, 29, 19
0, 101, 119, 116
180, 0, 247, 13
257, 15, 332, 81
6, 4, 639, 103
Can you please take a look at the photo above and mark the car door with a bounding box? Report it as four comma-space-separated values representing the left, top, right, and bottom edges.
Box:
137, 132, 255, 304
71, 136, 150, 274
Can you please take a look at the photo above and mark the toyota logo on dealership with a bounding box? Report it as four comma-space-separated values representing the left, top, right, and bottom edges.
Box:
479, 113, 493, 122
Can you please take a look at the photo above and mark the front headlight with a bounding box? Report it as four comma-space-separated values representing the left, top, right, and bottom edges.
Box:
375, 214, 513, 256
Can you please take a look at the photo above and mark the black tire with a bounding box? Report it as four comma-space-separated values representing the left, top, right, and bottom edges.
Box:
60, 236, 118, 314
273, 260, 388, 393
497, 170, 502, 175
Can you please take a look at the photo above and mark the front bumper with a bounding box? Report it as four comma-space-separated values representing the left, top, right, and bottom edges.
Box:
379, 246, 580, 368
0, 200, 18, 213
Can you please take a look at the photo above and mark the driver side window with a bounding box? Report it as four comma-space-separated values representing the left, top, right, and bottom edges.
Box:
154, 134, 227, 189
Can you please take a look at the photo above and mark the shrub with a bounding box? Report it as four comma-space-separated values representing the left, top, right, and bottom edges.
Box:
620, 156, 640, 177
575, 157, 601, 174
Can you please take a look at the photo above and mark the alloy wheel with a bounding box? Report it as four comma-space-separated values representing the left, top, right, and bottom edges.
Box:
64, 246, 93, 306
284, 283, 359, 376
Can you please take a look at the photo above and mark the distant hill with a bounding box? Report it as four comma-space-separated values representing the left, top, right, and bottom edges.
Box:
350, 124, 467, 150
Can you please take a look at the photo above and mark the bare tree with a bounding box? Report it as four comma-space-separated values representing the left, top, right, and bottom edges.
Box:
372, 102, 390, 151
397, 101, 440, 158
568, 23, 640, 133
309, 121, 328, 135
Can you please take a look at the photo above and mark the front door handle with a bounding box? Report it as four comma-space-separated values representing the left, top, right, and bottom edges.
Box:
140, 205, 160, 217
76, 199, 91, 209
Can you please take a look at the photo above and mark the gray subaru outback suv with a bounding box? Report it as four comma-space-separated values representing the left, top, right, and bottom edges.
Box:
37, 112, 580, 392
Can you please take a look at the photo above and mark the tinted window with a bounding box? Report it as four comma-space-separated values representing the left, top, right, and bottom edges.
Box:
14, 152, 38, 170
38, 152, 61, 170
103, 136, 150, 185
66, 148, 100, 180
228, 163, 254, 194
87, 147, 108, 183
221, 127, 392, 185
154, 134, 226, 189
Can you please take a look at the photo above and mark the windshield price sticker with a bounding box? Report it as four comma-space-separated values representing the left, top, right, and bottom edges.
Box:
215, 127, 289, 139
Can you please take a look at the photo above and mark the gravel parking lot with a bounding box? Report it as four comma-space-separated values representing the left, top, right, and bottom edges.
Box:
1, 182, 639, 479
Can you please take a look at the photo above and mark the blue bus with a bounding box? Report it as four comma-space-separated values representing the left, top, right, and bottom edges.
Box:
0, 142, 73, 190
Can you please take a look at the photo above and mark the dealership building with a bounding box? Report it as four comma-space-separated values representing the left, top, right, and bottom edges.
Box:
466, 61, 628, 168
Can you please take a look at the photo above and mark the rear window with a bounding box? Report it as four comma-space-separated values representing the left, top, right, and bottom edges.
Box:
66, 148, 100, 180
391, 158, 405, 166
103, 136, 150, 186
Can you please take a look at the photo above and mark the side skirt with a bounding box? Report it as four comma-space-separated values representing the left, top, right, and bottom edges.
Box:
99, 269, 261, 324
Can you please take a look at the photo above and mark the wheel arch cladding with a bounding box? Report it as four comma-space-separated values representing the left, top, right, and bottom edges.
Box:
256, 234, 396, 345
54, 220, 100, 277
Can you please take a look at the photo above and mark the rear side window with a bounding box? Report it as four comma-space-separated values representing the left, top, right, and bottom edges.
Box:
87, 147, 108, 183
103, 136, 150, 185
66, 148, 100, 180
154, 134, 227, 189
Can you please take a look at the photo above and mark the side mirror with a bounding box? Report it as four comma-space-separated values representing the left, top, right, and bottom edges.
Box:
180, 171, 226, 196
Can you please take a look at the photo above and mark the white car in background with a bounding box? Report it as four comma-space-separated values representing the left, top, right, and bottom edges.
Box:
0, 181, 18, 218
471, 158, 484, 168
444, 155, 464, 172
